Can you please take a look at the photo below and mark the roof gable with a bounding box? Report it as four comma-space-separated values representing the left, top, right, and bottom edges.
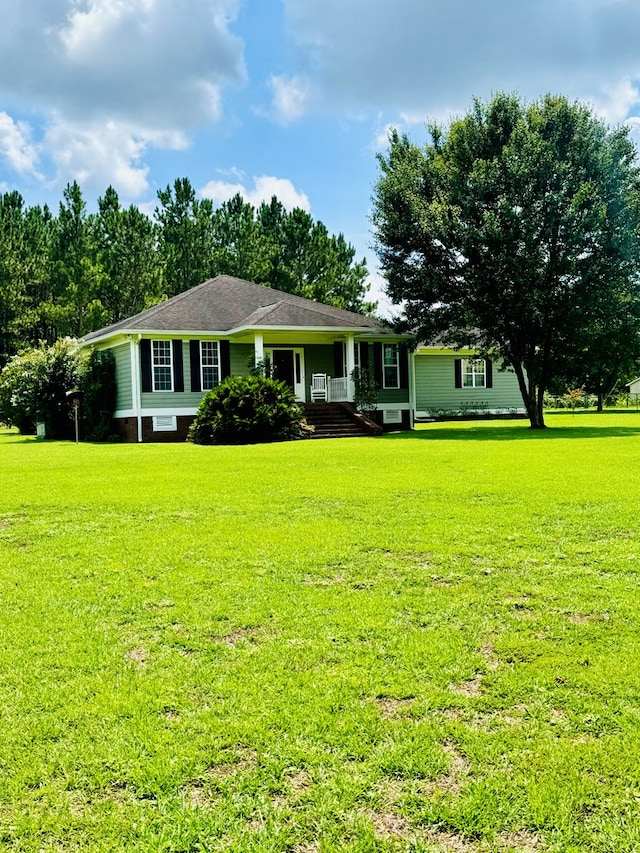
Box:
84, 275, 391, 341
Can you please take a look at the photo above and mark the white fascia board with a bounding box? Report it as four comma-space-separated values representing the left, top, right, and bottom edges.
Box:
230, 323, 387, 336
83, 328, 232, 346
415, 345, 476, 356
115, 407, 199, 418
87, 324, 406, 346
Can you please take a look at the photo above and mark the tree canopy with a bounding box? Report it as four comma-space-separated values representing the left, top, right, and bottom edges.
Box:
373, 93, 640, 427
0, 178, 373, 368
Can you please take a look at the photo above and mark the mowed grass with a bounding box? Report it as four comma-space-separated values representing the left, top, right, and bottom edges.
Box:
2, 415, 640, 852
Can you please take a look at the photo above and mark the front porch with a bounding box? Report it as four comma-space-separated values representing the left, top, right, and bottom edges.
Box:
249, 332, 362, 404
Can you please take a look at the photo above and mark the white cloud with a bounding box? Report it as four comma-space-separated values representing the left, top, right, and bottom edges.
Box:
44, 118, 190, 198
365, 268, 394, 319
0, 0, 245, 130
590, 79, 640, 123
0, 113, 40, 175
283, 0, 640, 123
624, 116, 640, 150
268, 74, 311, 123
200, 175, 311, 211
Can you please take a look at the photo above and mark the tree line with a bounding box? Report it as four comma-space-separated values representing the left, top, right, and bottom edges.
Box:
0, 177, 372, 367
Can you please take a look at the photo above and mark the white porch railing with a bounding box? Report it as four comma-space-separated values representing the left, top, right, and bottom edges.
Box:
327, 376, 354, 402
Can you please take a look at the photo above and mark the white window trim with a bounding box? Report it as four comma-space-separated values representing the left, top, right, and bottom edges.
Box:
382, 343, 400, 389
152, 340, 173, 393
200, 340, 221, 391
462, 358, 486, 389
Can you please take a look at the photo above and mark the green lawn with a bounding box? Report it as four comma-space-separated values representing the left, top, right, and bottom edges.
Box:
2, 415, 640, 852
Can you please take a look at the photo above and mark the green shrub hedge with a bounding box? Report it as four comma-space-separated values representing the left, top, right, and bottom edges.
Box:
188, 375, 312, 445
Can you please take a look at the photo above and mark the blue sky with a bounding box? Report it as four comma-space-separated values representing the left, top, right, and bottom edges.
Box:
2, 0, 640, 313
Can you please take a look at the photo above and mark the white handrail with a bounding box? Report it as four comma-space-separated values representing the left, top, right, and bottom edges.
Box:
328, 376, 351, 402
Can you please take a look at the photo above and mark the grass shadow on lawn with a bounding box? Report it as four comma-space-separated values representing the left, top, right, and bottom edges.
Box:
382, 418, 640, 442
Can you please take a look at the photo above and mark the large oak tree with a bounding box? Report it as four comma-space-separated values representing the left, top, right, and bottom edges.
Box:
373, 93, 640, 427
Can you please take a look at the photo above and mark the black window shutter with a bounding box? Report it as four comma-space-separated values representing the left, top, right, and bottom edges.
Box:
374, 342, 383, 387
190, 340, 201, 392
454, 358, 462, 389
360, 342, 370, 370
485, 359, 493, 389
334, 341, 344, 377
172, 340, 184, 392
220, 340, 231, 380
399, 343, 409, 389
141, 339, 152, 392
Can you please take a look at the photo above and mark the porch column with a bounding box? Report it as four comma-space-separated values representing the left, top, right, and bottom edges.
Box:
131, 334, 143, 443
254, 332, 264, 367
345, 333, 355, 401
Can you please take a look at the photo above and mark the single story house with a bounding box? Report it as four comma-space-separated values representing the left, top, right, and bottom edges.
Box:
83, 275, 413, 441
413, 344, 525, 420
82, 276, 528, 441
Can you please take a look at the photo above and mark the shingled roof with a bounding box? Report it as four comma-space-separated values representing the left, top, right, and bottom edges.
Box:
84, 275, 391, 342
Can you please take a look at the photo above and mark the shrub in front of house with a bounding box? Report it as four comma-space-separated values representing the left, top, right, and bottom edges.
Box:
0, 340, 117, 440
188, 374, 312, 445
0, 339, 83, 437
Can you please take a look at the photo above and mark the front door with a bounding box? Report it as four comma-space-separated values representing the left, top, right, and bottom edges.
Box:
267, 348, 305, 402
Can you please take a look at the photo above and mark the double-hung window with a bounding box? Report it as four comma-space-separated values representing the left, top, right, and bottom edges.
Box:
462, 358, 486, 388
152, 341, 173, 391
200, 341, 220, 390
382, 343, 400, 389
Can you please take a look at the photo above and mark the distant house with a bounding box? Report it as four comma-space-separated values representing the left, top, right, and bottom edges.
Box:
82, 275, 412, 441
413, 344, 525, 420
627, 377, 640, 400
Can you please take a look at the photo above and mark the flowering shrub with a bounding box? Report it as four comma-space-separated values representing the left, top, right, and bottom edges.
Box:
0, 340, 116, 439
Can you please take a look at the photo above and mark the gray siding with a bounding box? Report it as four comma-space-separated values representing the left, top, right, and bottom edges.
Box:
378, 387, 410, 404
231, 343, 254, 376
302, 344, 335, 383
415, 353, 523, 414
113, 343, 132, 410
141, 340, 252, 410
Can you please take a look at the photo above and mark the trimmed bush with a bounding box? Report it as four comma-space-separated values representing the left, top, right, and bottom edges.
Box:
188, 375, 312, 445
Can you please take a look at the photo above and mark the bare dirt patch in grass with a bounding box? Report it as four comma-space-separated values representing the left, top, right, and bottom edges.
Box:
184, 784, 218, 809
219, 627, 262, 648
438, 743, 470, 793
420, 828, 544, 852
303, 574, 346, 586
422, 828, 478, 852
285, 769, 311, 793
124, 647, 148, 666
450, 674, 483, 698
207, 746, 258, 777
374, 695, 415, 719
480, 641, 500, 670
145, 598, 175, 611
368, 807, 410, 838
183, 747, 258, 808
495, 830, 543, 851
565, 611, 610, 624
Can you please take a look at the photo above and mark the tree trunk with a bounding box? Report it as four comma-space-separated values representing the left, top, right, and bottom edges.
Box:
512, 361, 546, 429
597, 392, 603, 413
